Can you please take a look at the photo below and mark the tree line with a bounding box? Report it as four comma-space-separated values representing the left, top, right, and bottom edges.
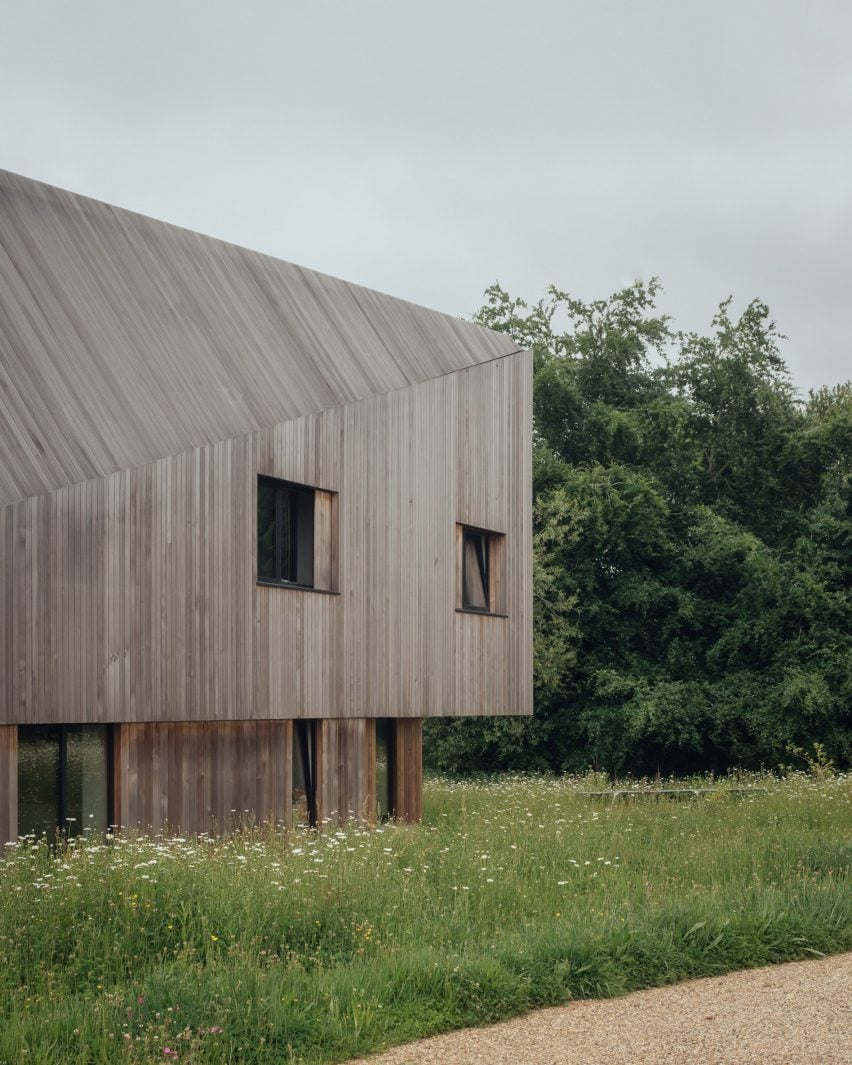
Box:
426, 279, 851, 776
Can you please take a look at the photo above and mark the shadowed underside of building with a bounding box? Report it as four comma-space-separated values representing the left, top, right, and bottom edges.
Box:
0, 170, 532, 842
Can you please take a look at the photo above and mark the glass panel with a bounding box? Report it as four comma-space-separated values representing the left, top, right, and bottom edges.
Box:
259, 479, 315, 586
292, 730, 309, 827
375, 720, 393, 821
66, 727, 109, 837
17, 726, 110, 840
292, 721, 316, 827
279, 489, 294, 581
462, 531, 489, 610
257, 480, 277, 580
17, 727, 60, 839
293, 490, 314, 587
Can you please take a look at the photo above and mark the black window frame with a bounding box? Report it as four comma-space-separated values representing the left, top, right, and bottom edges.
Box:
257, 476, 315, 589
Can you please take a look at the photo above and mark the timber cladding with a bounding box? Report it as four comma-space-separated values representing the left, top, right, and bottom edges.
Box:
390, 720, 423, 823
0, 170, 532, 842
115, 720, 293, 834
0, 352, 533, 727
113, 718, 420, 834
316, 718, 372, 826
0, 169, 518, 507
0, 716, 418, 837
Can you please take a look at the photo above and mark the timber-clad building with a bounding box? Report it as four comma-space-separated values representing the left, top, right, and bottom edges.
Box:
0, 170, 532, 842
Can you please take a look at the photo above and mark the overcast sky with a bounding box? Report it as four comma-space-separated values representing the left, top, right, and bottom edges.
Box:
2, 1, 850, 395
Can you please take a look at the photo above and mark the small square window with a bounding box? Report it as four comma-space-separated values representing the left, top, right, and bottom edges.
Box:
457, 524, 506, 615
258, 477, 315, 587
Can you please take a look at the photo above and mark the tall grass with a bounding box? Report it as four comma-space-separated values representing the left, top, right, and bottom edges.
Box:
1, 773, 849, 1064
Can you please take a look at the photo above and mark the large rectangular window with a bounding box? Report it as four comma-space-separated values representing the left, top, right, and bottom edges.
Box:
17, 725, 111, 839
257, 477, 315, 587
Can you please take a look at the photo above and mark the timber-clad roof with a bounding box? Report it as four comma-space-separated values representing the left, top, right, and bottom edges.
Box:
0, 170, 520, 506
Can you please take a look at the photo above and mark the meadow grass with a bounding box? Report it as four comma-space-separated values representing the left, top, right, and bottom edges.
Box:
1, 772, 849, 1063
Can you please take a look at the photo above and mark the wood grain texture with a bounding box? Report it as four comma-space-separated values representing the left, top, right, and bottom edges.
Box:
0, 725, 16, 844
391, 719, 423, 823
316, 718, 372, 825
110, 717, 406, 835
0, 170, 520, 507
0, 352, 533, 726
115, 720, 292, 834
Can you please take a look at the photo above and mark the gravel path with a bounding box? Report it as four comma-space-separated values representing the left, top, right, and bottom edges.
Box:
345, 953, 852, 1065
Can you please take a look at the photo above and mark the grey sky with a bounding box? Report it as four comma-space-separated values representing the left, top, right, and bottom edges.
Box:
2, 0, 850, 395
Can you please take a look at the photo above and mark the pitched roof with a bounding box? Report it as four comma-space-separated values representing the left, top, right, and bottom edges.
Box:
0, 170, 520, 506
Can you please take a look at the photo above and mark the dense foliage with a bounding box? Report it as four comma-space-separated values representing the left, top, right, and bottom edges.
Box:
427, 281, 851, 775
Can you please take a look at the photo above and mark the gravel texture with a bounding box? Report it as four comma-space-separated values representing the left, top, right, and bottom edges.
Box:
345, 953, 852, 1064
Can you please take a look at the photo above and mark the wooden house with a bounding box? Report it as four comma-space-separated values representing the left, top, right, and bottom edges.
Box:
0, 170, 532, 841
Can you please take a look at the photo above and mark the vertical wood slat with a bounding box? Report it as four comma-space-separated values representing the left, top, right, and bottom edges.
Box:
313, 490, 337, 592
0, 167, 532, 853
255, 718, 292, 828
489, 534, 507, 616
1, 353, 532, 834
0, 725, 17, 844
316, 719, 372, 827
1, 351, 533, 728
315, 719, 336, 826
0, 169, 519, 509
115, 720, 291, 834
392, 719, 423, 824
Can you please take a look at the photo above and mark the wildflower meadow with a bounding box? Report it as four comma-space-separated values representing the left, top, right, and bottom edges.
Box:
1, 772, 849, 1063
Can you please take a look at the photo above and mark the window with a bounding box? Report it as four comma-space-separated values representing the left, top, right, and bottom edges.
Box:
17, 725, 112, 839
457, 524, 506, 615
375, 719, 396, 821
292, 721, 318, 828
462, 529, 490, 611
257, 476, 338, 592
257, 477, 315, 587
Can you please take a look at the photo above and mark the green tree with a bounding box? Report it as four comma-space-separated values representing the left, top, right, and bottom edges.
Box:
425, 280, 851, 776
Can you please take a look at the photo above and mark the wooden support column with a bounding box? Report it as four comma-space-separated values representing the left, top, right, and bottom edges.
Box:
316, 719, 372, 826
112, 724, 124, 832
392, 719, 422, 823
0, 725, 18, 845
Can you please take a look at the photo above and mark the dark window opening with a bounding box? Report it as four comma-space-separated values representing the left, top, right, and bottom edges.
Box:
375, 719, 396, 821
17, 725, 112, 840
292, 721, 318, 828
462, 529, 490, 611
258, 477, 314, 587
